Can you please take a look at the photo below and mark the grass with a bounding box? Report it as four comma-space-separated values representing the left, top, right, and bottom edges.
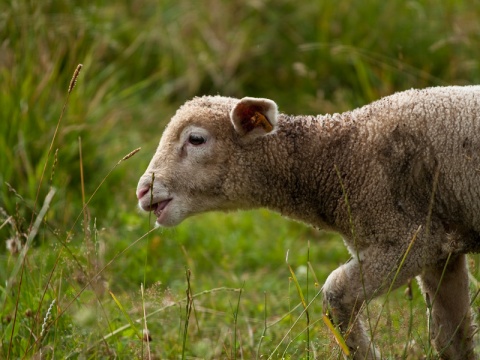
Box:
1, 0, 480, 358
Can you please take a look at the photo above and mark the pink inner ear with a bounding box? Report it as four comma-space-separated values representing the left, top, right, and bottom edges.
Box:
236, 103, 268, 133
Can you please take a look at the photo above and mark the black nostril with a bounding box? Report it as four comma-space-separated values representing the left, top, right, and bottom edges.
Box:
137, 187, 150, 200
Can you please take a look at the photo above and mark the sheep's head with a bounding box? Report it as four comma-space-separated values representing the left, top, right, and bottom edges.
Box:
136, 96, 278, 226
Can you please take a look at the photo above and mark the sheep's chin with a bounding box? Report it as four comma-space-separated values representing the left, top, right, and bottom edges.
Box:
156, 216, 185, 227
155, 215, 178, 227
154, 201, 186, 227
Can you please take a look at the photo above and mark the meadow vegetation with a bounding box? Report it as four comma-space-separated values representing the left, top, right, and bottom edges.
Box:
1, 0, 480, 358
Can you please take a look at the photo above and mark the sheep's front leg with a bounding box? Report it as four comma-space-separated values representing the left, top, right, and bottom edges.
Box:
417, 254, 476, 360
323, 255, 410, 359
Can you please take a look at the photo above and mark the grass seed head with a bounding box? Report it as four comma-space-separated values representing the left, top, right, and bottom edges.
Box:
122, 147, 141, 161
143, 329, 152, 342
68, 64, 83, 93
6, 236, 22, 255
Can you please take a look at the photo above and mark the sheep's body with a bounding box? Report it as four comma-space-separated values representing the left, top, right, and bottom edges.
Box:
137, 86, 480, 359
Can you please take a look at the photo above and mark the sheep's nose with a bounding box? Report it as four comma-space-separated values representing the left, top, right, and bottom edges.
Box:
136, 186, 150, 200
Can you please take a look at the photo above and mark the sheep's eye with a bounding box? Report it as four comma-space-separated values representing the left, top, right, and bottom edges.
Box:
188, 134, 206, 146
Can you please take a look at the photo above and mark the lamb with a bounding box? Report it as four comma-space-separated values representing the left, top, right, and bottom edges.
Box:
136, 86, 480, 359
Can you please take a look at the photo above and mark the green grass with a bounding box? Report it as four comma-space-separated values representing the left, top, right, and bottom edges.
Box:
1, 0, 480, 358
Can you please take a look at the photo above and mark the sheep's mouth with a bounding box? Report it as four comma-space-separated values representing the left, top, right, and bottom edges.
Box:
153, 199, 172, 220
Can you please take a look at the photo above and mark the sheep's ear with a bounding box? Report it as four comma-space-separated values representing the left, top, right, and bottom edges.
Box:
230, 97, 278, 139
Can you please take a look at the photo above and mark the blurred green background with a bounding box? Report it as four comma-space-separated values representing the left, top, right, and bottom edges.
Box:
1, 0, 480, 358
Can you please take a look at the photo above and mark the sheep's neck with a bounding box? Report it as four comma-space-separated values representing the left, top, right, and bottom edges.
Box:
252, 112, 358, 231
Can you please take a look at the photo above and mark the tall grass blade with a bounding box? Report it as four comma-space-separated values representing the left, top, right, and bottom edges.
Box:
182, 268, 194, 360
231, 282, 244, 360
29, 64, 82, 230
7, 187, 56, 284
109, 291, 141, 340
322, 314, 350, 356
141, 283, 152, 360
286, 251, 310, 359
